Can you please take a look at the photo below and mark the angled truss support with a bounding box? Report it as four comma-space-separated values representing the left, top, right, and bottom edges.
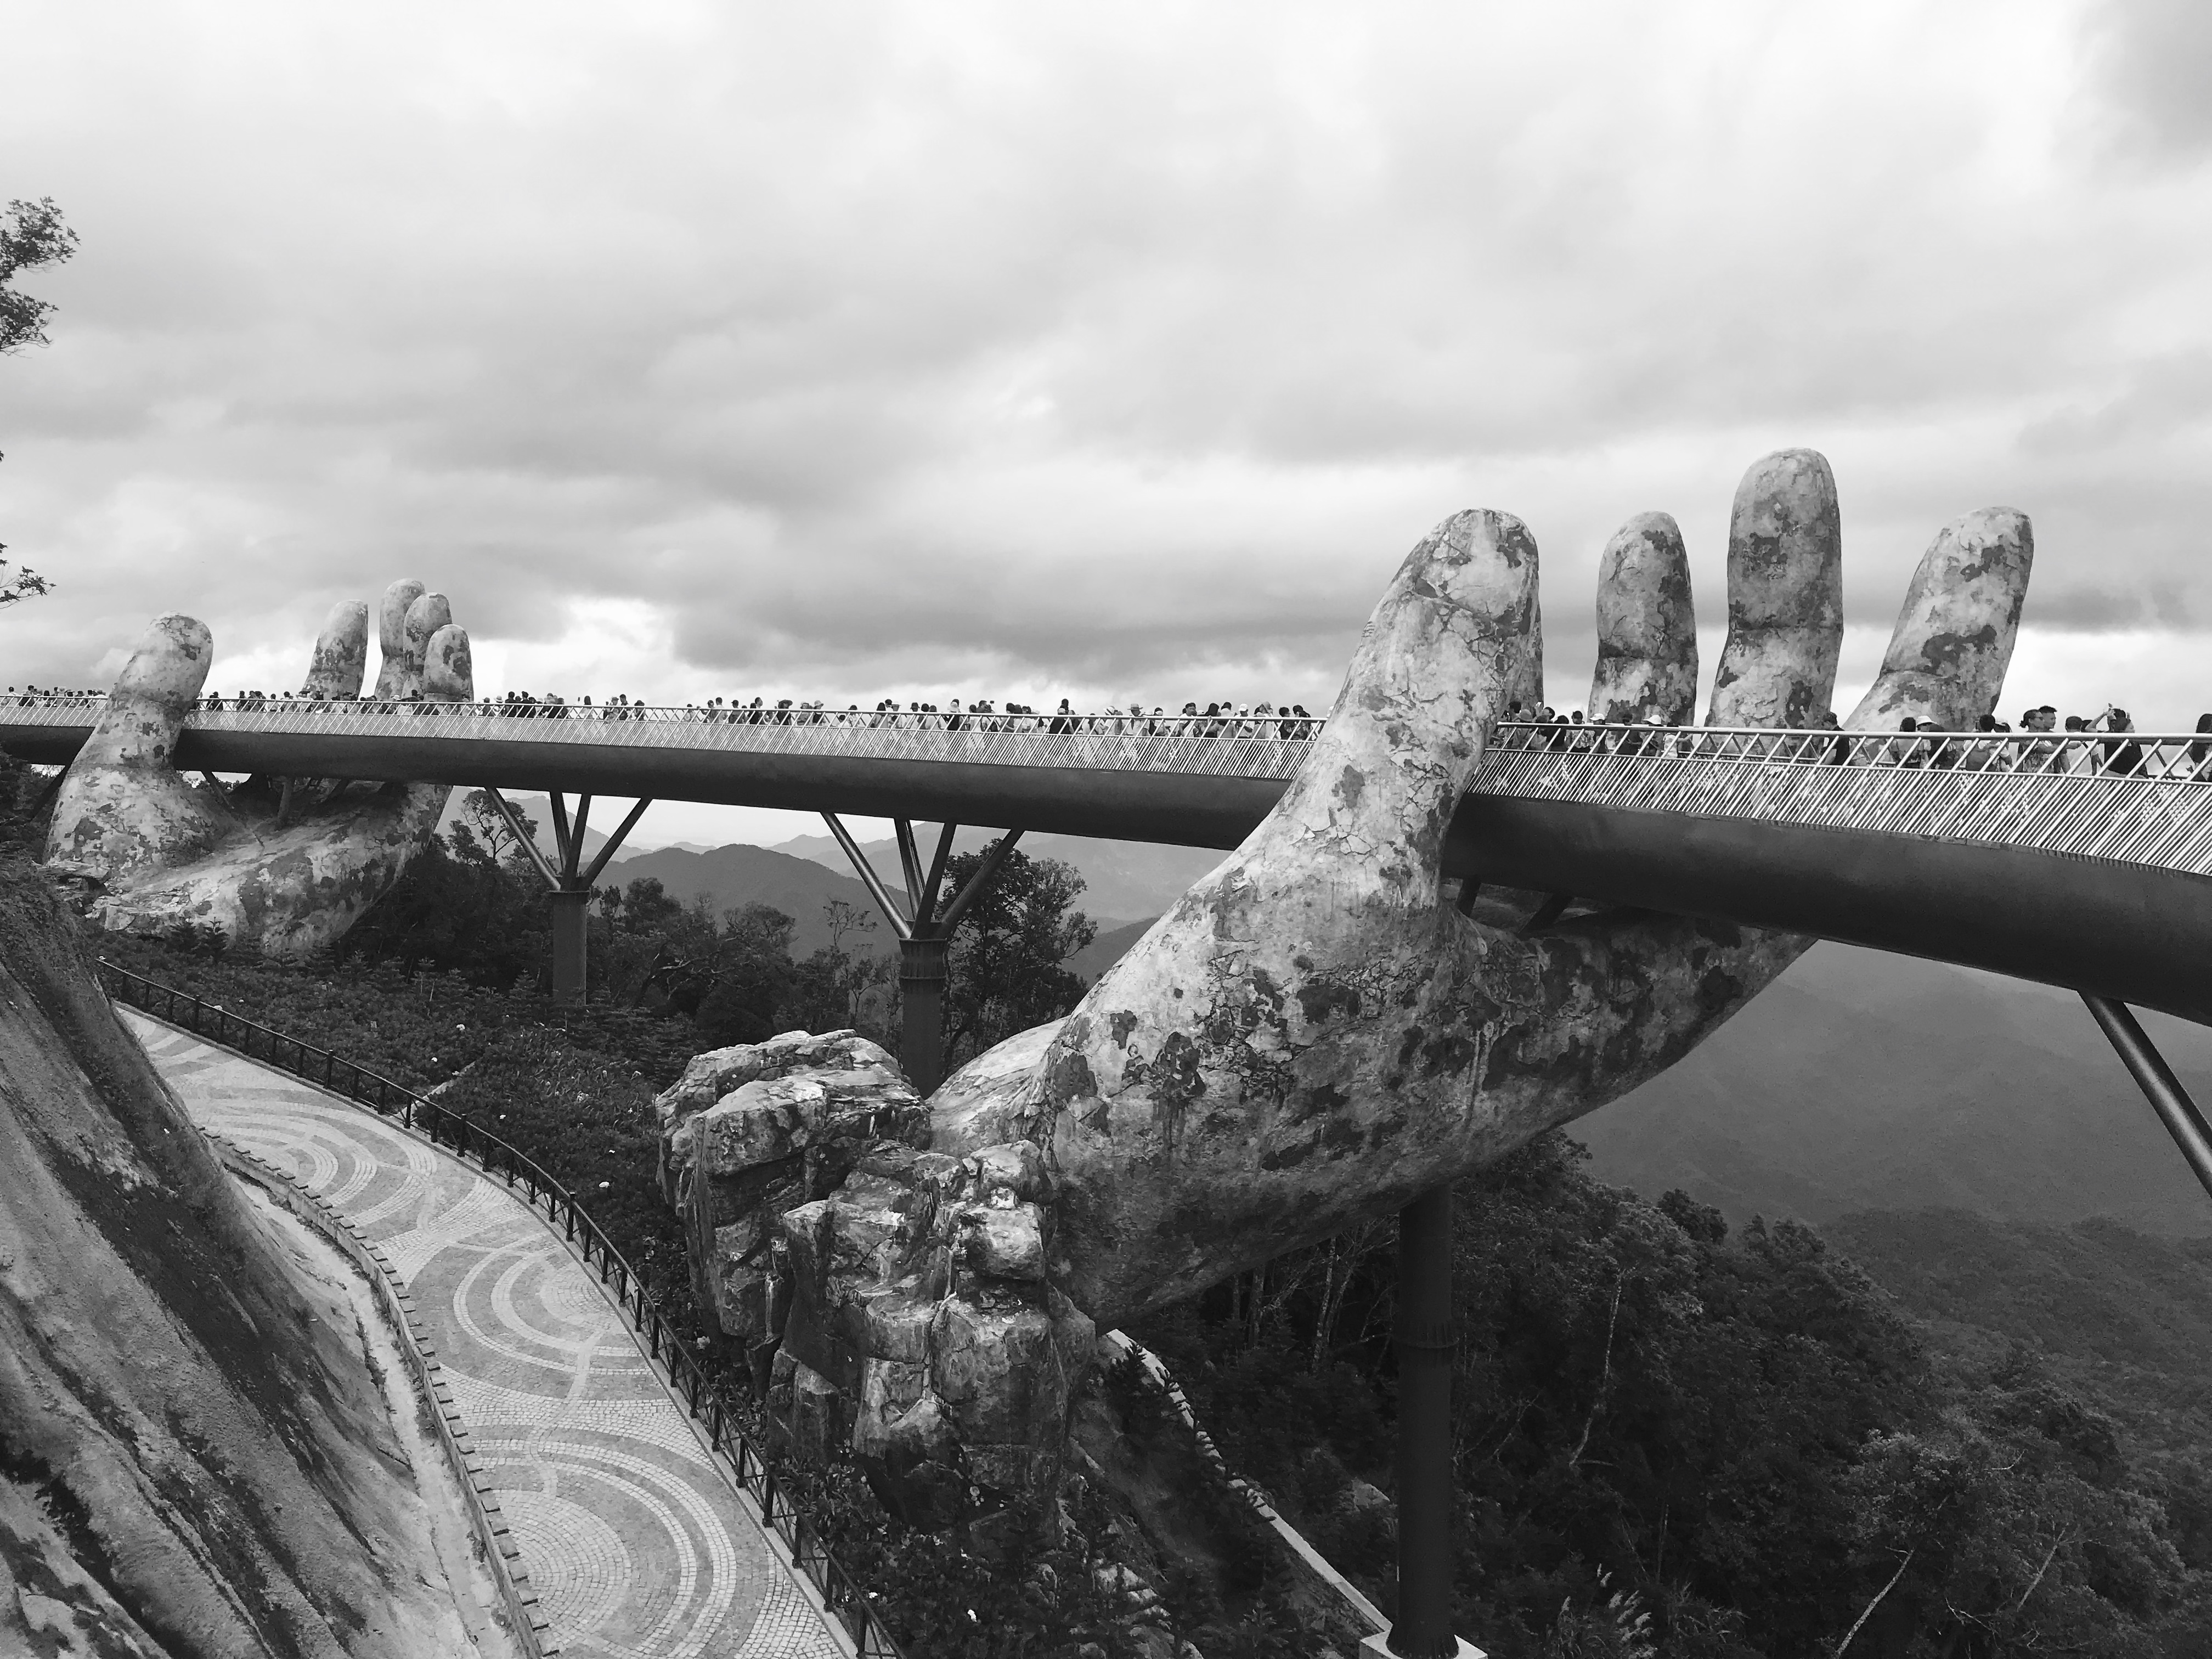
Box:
484, 786, 654, 1004
2084, 994, 2212, 1200
820, 814, 1024, 1094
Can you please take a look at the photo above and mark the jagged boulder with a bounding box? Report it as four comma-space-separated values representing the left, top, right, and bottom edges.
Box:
656, 1031, 1091, 1532
656, 1029, 930, 1372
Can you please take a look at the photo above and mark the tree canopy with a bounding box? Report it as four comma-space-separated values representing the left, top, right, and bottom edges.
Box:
1130, 1132, 2212, 1656
935, 840, 1095, 1068
2, 194, 75, 607
1, 196, 76, 355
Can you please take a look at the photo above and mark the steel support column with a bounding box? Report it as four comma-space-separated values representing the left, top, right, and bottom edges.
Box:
549, 888, 591, 1003
899, 935, 950, 1096
1383, 1182, 1462, 1659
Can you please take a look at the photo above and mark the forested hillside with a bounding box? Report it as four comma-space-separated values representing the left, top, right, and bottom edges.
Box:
1131, 1138, 2212, 1656
1578, 943, 2212, 1235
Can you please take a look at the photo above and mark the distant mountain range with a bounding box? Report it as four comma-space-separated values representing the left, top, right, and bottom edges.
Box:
1068, 918, 1155, 984
1576, 943, 2212, 1237
600, 843, 904, 959
772, 827, 1223, 927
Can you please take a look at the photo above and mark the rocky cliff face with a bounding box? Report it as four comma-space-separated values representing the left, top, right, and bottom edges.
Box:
0, 851, 481, 1656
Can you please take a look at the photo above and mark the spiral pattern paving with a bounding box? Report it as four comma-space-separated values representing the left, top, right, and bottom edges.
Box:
128, 1011, 847, 1659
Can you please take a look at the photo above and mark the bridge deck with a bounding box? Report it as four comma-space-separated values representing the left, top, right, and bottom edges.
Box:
10, 701, 2211, 1024
7, 700, 2209, 871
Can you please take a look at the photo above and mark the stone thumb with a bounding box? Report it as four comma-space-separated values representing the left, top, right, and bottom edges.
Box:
48, 614, 228, 882
87, 614, 213, 769
1259, 508, 1539, 903
301, 601, 369, 699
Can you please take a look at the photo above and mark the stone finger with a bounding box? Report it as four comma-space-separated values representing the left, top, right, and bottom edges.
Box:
1588, 511, 1697, 725
1844, 507, 2033, 731
383, 590, 449, 701
299, 601, 369, 699
1705, 449, 1842, 729
47, 614, 230, 883
370, 579, 426, 701
1261, 507, 1542, 896
420, 624, 473, 703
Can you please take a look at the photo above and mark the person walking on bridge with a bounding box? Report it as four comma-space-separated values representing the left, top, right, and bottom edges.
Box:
2098, 707, 2145, 777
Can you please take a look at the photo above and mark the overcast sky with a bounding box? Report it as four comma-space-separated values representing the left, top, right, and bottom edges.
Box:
3, 0, 2209, 847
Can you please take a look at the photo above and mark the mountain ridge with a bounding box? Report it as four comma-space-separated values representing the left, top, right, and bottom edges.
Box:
1576, 943, 2212, 1237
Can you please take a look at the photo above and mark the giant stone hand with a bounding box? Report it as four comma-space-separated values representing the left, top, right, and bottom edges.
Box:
661, 449, 2033, 1531
46, 579, 474, 958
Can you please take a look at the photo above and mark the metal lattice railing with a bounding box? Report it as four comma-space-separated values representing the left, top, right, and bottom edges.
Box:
97, 960, 909, 1659
1473, 721, 2212, 876
3, 695, 1322, 780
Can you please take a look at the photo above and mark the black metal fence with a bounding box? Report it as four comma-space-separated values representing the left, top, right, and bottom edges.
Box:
99, 958, 907, 1659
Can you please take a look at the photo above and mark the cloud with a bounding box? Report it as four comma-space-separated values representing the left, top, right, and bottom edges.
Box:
2084, 0, 2212, 160
1, 0, 2210, 731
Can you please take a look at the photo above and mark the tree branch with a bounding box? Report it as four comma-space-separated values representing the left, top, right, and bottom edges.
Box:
2011, 1530, 2068, 1613
1836, 1550, 1914, 1656
1567, 1273, 1629, 1470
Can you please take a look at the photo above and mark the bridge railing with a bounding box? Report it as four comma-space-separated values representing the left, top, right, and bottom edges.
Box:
97, 959, 909, 1659
6, 694, 1321, 779
25, 697, 2212, 874
1477, 721, 2212, 876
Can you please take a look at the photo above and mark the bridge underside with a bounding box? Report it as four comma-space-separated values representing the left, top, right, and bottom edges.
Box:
8, 718, 2205, 1027
1451, 799, 2212, 1029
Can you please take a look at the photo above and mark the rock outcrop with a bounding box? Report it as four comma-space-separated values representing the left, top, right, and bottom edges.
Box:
662, 449, 2038, 1537
659, 1035, 1101, 1539
0, 847, 482, 1655
659, 1030, 1093, 1536
46, 580, 472, 960
659, 1030, 929, 1367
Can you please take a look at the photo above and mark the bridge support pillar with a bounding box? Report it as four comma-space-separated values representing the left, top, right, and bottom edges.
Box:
549, 889, 591, 1005
479, 787, 654, 1006
899, 935, 949, 1096
1380, 1182, 1477, 1659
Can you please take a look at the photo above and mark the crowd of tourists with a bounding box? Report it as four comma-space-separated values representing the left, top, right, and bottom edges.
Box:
1502, 701, 2203, 776
8, 685, 1326, 739
10, 684, 2210, 772
459, 692, 1328, 739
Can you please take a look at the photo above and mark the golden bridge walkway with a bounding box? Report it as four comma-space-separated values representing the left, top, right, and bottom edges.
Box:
123, 1007, 851, 1659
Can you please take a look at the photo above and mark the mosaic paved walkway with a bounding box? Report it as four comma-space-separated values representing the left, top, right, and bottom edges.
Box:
127, 1010, 848, 1659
